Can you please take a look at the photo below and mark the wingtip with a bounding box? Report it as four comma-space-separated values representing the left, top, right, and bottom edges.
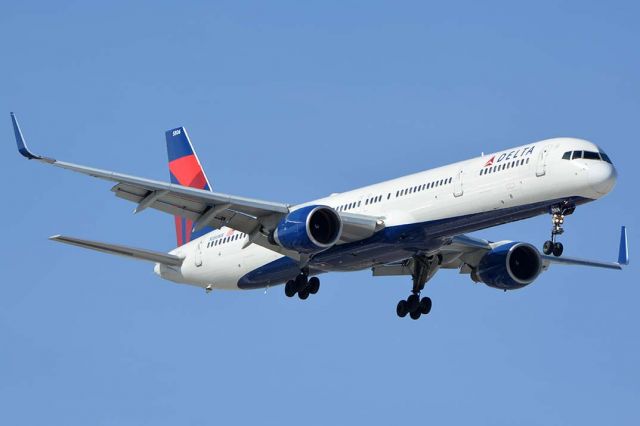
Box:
10, 112, 42, 160
619, 226, 629, 266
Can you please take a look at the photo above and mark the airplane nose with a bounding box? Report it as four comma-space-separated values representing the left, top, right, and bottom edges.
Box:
589, 162, 617, 195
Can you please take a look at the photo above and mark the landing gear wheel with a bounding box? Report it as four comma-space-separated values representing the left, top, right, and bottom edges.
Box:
298, 288, 310, 300
294, 274, 308, 291
410, 309, 422, 320
552, 242, 564, 257
285, 280, 297, 297
396, 300, 409, 318
407, 294, 420, 312
308, 277, 320, 294
420, 297, 432, 315
543, 240, 554, 255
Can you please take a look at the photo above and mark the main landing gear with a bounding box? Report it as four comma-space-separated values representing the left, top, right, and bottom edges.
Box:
542, 202, 575, 257
284, 270, 320, 300
396, 254, 439, 320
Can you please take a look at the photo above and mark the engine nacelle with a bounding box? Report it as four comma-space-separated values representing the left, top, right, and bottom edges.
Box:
472, 242, 543, 290
272, 205, 342, 254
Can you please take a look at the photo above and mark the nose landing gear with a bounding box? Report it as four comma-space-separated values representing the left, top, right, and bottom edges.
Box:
543, 203, 575, 257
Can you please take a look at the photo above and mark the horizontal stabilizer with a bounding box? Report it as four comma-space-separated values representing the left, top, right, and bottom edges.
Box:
50, 235, 184, 266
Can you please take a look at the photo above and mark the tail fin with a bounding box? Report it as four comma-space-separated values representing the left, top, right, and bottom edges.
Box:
165, 127, 214, 246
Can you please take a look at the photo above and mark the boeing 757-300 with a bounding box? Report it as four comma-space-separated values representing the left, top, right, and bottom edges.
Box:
11, 113, 628, 319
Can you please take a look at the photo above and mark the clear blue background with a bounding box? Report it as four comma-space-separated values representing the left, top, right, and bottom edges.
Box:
2, 1, 638, 425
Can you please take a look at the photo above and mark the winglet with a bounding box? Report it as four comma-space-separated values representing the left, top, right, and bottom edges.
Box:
11, 113, 56, 163
618, 226, 629, 265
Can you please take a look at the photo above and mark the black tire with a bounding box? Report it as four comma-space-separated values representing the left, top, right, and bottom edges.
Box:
410, 309, 422, 320
396, 300, 409, 318
284, 280, 297, 297
543, 240, 554, 255
298, 289, 310, 300
420, 297, 432, 315
407, 294, 420, 312
308, 277, 320, 294
553, 242, 564, 257
295, 274, 308, 291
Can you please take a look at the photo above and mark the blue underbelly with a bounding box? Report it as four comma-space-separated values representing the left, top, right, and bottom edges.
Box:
237, 196, 591, 289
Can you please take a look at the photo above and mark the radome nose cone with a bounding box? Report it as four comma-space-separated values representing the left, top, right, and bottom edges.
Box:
589, 163, 617, 194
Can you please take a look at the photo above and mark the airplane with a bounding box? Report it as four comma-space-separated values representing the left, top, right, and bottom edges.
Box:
11, 113, 629, 319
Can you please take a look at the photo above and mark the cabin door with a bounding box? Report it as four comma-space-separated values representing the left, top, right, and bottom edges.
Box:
194, 241, 203, 267
536, 148, 548, 177
453, 169, 464, 197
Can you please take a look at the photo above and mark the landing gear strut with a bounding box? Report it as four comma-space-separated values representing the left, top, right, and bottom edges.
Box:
284, 269, 320, 300
543, 202, 575, 257
396, 254, 439, 320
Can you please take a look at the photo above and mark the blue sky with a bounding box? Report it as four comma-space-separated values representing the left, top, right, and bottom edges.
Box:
2, 1, 639, 424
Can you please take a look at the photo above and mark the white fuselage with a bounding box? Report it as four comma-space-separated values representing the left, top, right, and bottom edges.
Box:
155, 137, 616, 290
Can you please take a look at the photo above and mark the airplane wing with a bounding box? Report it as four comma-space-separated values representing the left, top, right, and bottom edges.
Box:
373, 227, 628, 277
11, 114, 382, 259
446, 226, 628, 271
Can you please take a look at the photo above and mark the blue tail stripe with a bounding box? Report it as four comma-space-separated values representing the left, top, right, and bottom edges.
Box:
165, 127, 194, 161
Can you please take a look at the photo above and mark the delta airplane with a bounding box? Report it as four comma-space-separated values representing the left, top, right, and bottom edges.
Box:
11, 113, 629, 319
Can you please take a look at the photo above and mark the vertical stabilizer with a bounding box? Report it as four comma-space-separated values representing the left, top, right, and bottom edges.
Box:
165, 127, 214, 246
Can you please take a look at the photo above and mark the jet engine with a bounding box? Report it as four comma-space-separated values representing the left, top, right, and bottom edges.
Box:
271, 205, 342, 254
472, 242, 543, 290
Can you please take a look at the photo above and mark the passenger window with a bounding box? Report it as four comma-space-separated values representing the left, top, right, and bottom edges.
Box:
572, 151, 583, 160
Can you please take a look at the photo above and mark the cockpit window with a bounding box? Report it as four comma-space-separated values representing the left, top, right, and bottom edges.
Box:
564, 149, 612, 163
583, 151, 601, 160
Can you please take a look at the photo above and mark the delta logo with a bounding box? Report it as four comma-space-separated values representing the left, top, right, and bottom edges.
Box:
484, 156, 495, 167
483, 146, 535, 167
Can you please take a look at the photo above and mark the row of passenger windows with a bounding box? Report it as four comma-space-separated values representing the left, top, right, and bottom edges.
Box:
479, 158, 530, 176
561, 150, 612, 164
336, 175, 453, 212
336, 194, 385, 212
396, 176, 452, 198
206, 232, 245, 248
